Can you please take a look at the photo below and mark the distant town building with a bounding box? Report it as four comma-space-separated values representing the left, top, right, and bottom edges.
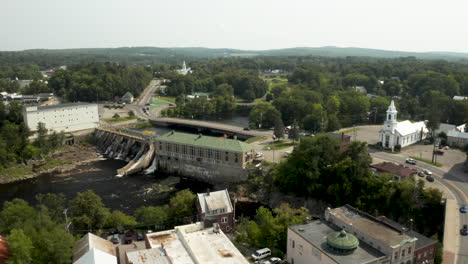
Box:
370, 162, 417, 181
327, 132, 352, 152
286, 205, 436, 264
121, 92, 134, 104
434, 123, 465, 136
73, 233, 117, 264
447, 130, 468, 147
379, 100, 428, 149
176, 61, 192, 75
453, 95, 467, 101
187, 92, 210, 99
154, 131, 255, 182
16, 79, 32, 89
197, 189, 235, 233
23, 102, 100, 135
353, 86, 367, 94
0, 236, 10, 264
143, 222, 249, 264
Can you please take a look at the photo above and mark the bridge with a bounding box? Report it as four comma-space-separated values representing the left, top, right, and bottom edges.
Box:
149, 117, 271, 139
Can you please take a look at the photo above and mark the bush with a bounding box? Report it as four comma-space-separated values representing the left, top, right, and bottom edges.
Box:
394, 144, 401, 151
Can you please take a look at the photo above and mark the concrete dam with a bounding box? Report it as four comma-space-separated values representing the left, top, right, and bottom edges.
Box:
94, 126, 257, 183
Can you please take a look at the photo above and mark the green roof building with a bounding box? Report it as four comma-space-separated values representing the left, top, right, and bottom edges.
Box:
326, 230, 359, 254
155, 131, 255, 169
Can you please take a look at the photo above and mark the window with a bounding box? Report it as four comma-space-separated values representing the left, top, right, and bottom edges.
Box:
225, 152, 229, 161
190, 146, 195, 156
292, 240, 295, 248
166, 143, 170, 151
182, 145, 187, 154
234, 153, 239, 163
395, 252, 398, 260
174, 144, 179, 153
207, 149, 212, 159
402, 249, 405, 257
221, 217, 228, 223
198, 148, 203, 157
215, 151, 221, 160
408, 247, 411, 254
418, 254, 421, 260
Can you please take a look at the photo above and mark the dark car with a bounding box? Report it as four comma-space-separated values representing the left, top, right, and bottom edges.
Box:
243, 127, 250, 131
137, 232, 144, 241
434, 149, 444, 155
460, 205, 468, 213
145, 103, 151, 106
111, 234, 120, 244
461, 225, 468, 236
426, 175, 435, 182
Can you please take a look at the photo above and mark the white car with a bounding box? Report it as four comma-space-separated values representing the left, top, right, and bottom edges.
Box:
423, 169, 432, 175
255, 152, 264, 158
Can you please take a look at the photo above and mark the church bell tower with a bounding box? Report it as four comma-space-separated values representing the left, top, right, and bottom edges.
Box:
385, 100, 398, 132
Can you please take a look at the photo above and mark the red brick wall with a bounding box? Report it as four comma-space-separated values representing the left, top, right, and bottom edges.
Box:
413, 243, 436, 264
200, 212, 234, 233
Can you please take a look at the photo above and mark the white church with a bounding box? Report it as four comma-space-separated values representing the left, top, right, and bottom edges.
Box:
379, 100, 428, 149
176, 61, 192, 75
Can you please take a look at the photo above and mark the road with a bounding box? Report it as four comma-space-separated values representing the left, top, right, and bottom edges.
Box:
125, 79, 172, 119
370, 150, 468, 263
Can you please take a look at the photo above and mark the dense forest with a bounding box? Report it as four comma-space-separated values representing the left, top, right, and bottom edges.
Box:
161, 56, 468, 132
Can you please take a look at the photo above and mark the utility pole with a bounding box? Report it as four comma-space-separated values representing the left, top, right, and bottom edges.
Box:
373, 107, 378, 124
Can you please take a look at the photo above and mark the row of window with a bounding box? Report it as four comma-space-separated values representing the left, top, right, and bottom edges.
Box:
159, 142, 240, 163
394, 246, 412, 260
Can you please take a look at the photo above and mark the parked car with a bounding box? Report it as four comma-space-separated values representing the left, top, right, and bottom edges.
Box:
111, 234, 120, 244
418, 171, 425, 177
263, 257, 282, 264
405, 158, 416, 165
461, 225, 468, 236
137, 232, 144, 241
423, 169, 432, 175
426, 175, 435, 182
460, 205, 468, 213
243, 127, 250, 131
255, 152, 263, 158
251, 248, 271, 261
434, 149, 444, 155
145, 103, 150, 106
168, 103, 175, 107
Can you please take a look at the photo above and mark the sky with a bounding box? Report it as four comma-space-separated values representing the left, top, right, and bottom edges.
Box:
1, 0, 468, 53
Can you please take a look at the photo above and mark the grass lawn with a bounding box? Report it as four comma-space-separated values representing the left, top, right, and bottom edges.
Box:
263, 140, 297, 150
410, 156, 443, 167
103, 116, 138, 123
153, 96, 175, 104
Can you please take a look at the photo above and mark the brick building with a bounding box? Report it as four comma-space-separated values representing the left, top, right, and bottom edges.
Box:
197, 189, 235, 233
328, 132, 352, 152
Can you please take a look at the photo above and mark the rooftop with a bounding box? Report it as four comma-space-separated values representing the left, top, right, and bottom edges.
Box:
394, 120, 428, 137
126, 248, 172, 264
328, 206, 416, 248
197, 189, 233, 214
73, 233, 116, 263
370, 162, 417, 178
289, 221, 385, 264
157, 131, 254, 153
447, 130, 468, 139
146, 222, 249, 264
25, 102, 97, 111
376, 216, 437, 250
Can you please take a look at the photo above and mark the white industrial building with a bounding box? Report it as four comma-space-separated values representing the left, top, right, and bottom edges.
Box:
379, 100, 428, 149
73, 233, 117, 264
23, 103, 99, 134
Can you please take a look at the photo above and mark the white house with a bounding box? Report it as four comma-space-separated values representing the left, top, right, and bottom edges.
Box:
379, 100, 428, 149
73, 233, 117, 264
23, 102, 99, 135
447, 130, 468, 147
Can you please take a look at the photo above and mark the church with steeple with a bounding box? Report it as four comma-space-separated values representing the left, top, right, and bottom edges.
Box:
176, 61, 192, 75
379, 100, 428, 149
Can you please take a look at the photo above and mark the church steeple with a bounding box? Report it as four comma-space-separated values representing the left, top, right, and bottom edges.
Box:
386, 100, 397, 122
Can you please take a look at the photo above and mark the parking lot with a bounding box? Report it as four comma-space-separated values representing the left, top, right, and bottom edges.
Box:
101, 231, 147, 264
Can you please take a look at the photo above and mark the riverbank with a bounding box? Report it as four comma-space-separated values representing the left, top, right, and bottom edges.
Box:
0, 144, 101, 184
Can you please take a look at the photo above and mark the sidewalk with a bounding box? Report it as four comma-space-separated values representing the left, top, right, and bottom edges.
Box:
443, 198, 459, 264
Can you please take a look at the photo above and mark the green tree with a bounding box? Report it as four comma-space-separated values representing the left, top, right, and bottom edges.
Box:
0, 199, 36, 233
104, 210, 137, 228
6, 229, 33, 264
70, 190, 110, 231
288, 120, 300, 142
135, 206, 168, 227
168, 189, 196, 224
35, 193, 67, 223
249, 102, 281, 129
273, 117, 285, 140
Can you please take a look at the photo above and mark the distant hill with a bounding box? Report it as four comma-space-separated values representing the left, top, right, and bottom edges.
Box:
2, 46, 468, 67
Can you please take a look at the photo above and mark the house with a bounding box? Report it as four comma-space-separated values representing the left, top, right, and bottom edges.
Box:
121, 92, 134, 104
0, 236, 10, 264
453, 96, 467, 101
23, 102, 100, 136
328, 132, 352, 152
447, 130, 468, 147
197, 189, 235, 233
353, 86, 367, 94
379, 100, 428, 149
143, 222, 249, 264
73, 233, 117, 264
370, 162, 417, 181
187, 92, 210, 99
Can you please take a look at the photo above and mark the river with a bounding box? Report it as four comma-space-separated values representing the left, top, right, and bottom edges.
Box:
0, 159, 212, 214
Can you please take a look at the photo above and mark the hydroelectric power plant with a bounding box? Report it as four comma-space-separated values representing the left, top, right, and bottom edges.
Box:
94, 119, 264, 183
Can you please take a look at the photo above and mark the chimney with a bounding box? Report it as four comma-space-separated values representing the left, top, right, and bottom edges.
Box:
206, 188, 210, 196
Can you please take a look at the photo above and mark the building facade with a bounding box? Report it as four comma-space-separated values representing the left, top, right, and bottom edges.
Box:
197, 189, 235, 233
379, 100, 428, 149
153, 131, 255, 182
447, 130, 468, 147
23, 103, 99, 135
